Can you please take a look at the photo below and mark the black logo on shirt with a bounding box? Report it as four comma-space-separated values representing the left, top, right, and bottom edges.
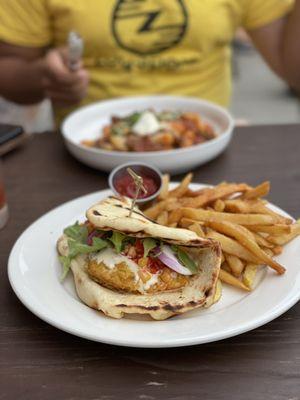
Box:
112, 0, 188, 55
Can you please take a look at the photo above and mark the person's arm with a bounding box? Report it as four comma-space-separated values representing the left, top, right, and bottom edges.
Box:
247, 1, 300, 90
0, 42, 46, 104
0, 42, 89, 106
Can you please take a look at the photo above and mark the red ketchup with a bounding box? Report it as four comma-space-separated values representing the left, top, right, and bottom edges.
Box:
114, 174, 157, 199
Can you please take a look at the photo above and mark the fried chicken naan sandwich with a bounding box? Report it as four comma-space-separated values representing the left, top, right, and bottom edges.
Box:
57, 197, 221, 320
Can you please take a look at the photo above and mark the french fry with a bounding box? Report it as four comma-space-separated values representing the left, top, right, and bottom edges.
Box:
156, 211, 168, 226
219, 269, 250, 291
244, 224, 292, 235
180, 217, 205, 228
143, 200, 167, 220
243, 263, 259, 289
188, 222, 205, 237
207, 221, 286, 274
166, 200, 182, 212
225, 254, 244, 277
168, 222, 178, 228
263, 248, 274, 257
169, 173, 193, 198
213, 199, 225, 212
144, 198, 177, 219
242, 181, 270, 199
272, 246, 283, 255
267, 223, 300, 245
158, 174, 170, 200
221, 261, 231, 273
224, 199, 292, 225
253, 204, 293, 225
180, 183, 251, 208
168, 209, 183, 225
224, 199, 254, 213
184, 188, 208, 197
182, 207, 278, 225
213, 279, 222, 303
252, 232, 274, 248
207, 230, 260, 263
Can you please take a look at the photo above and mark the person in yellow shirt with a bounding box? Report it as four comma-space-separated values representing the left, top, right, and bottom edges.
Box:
0, 0, 298, 124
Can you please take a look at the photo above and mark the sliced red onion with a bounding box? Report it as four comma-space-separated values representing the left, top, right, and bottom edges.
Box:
87, 230, 103, 245
156, 245, 192, 276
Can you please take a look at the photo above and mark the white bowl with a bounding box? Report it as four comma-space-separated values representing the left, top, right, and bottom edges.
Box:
61, 95, 234, 175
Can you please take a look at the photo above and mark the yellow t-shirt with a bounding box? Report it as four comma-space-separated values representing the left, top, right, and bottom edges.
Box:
0, 0, 293, 122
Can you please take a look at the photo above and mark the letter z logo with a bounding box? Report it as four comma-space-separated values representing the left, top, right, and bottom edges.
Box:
138, 10, 161, 32
112, 0, 188, 55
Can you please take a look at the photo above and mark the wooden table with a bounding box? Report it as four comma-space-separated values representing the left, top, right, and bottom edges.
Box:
1, 125, 299, 400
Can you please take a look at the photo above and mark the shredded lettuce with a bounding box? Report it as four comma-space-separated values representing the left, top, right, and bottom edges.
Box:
108, 231, 126, 253
68, 236, 107, 257
64, 221, 88, 243
59, 255, 72, 281
171, 245, 198, 274
60, 237, 108, 281
143, 238, 157, 257
59, 222, 108, 280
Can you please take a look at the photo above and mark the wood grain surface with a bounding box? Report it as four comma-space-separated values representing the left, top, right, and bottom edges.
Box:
0, 125, 299, 400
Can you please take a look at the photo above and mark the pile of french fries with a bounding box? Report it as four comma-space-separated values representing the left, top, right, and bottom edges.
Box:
143, 173, 300, 296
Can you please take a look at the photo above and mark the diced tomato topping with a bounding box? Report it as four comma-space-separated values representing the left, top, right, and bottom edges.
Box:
148, 257, 165, 274
123, 239, 165, 274
134, 240, 144, 257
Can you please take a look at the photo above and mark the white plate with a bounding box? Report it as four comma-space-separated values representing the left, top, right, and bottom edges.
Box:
8, 185, 300, 348
61, 96, 234, 175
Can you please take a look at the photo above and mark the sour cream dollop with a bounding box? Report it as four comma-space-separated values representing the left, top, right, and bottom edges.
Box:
132, 111, 162, 136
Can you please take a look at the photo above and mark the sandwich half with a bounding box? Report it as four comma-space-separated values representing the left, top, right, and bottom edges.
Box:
57, 197, 221, 320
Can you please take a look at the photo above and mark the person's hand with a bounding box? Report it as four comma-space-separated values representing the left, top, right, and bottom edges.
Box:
41, 47, 89, 107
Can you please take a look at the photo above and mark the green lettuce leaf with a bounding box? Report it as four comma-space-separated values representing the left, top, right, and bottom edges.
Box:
68, 237, 107, 257
64, 221, 88, 243
59, 234, 108, 281
171, 245, 198, 274
143, 238, 157, 258
108, 231, 126, 253
59, 255, 72, 281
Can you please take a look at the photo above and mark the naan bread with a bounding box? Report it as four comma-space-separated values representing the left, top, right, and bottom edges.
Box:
86, 196, 212, 247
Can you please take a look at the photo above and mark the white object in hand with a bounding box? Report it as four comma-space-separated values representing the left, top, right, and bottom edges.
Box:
68, 31, 84, 71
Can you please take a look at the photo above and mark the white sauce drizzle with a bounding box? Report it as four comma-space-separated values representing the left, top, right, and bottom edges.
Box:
90, 248, 161, 292
143, 273, 159, 291
91, 248, 139, 282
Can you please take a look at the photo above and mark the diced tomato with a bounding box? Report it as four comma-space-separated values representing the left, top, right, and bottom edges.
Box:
148, 257, 165, 274
135, 239, 144, 257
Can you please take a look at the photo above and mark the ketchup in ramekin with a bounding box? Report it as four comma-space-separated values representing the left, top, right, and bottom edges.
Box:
108, 162, 162, 204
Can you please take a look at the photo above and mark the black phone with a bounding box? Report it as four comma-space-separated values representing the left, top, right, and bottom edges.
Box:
0, 123, 24, 146
0, 123, 28, 156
